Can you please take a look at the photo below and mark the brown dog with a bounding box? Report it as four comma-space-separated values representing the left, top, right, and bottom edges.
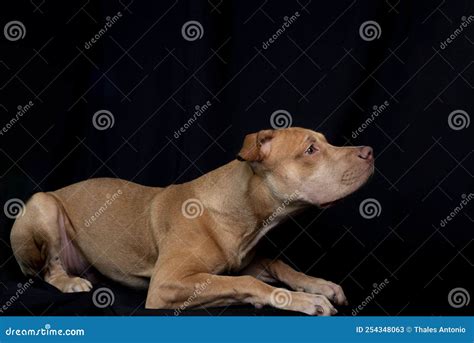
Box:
10, 127, 374, 315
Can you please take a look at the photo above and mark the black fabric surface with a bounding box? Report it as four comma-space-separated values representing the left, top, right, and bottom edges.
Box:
0, 0, 473, 316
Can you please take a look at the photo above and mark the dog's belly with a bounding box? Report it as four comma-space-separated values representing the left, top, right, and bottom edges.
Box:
52, 178, 161, 289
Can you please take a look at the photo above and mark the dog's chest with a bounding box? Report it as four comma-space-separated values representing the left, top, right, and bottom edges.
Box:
228, 249, 256, 273
243, 221, 278, 254
228, 221, 279, 272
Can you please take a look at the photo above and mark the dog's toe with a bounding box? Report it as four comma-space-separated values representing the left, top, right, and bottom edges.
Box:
56, 276, 93, 293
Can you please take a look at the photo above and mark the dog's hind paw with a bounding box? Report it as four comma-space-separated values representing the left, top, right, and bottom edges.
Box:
49, 276, 93, 293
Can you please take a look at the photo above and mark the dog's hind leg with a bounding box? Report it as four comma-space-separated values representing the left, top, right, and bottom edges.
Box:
10, 192, 92, 293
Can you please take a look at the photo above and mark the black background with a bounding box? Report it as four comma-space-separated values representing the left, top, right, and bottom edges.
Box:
0, 0, 473, 316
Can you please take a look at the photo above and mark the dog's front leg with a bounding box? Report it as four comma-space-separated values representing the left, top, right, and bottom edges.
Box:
146, 268, 337, 315
241, 257, 348, 305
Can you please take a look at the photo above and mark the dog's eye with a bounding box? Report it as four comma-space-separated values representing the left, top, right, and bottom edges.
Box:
305, 144, 318, 155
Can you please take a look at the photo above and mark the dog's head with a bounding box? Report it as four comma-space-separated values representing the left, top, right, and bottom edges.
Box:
237, 127, 374, 207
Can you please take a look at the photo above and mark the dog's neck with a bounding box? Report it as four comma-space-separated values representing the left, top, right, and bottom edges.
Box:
196, 160, 304, 222
192, 160, 307, 263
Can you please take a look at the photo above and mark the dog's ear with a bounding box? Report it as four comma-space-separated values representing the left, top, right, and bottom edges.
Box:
237, 129, 274, 162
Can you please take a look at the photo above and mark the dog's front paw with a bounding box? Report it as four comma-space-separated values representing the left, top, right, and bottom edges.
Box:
293, 292, 338, 316
297, 279, 348, 306
271, 289, 337, 316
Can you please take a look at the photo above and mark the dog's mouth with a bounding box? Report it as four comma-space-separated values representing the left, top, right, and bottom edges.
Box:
318, 171, 374, 209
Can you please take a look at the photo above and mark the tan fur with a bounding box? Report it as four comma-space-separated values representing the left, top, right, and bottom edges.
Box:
10, 127, 374, 315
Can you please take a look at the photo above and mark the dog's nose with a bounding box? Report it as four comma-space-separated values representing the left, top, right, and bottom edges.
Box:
358, 146, 373, 160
